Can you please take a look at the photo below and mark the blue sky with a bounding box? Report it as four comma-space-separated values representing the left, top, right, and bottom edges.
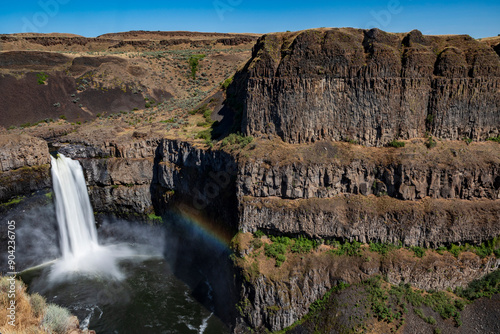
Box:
0, 0, 499, 38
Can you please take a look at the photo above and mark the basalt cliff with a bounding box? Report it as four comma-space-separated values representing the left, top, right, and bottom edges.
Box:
236, 28, 500, 146
0, 28, 499, 334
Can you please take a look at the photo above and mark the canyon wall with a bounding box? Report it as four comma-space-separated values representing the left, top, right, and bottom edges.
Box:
0, 135, 51, 202
238, 28, 500, 146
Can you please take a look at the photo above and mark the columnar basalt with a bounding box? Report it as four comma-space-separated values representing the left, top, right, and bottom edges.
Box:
238, 28, 500, 146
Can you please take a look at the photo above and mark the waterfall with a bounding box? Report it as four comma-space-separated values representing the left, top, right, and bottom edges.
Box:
50, 153, 98, 259
49, 153, 134, 281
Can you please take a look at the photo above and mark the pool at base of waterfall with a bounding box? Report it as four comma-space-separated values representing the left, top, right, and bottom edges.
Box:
23, 256, 228, 334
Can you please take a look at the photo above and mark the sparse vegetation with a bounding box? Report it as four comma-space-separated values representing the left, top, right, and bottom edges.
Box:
42, 304, 72, 333
411, 246, 426, 258
329, 239, 362, 256
425, 136, 437, 149
188, 54, 206, 79
36, 72, 48, 85
221, 76, 233, 90
487, 135, 500, 143
369, 241, 402, 255
455, 270, 500, 300
387, 140, 405, 148
0, 276, 74, 334
0, 196, 24, 207
147, 213, 163, 223
220, 132, 254, 148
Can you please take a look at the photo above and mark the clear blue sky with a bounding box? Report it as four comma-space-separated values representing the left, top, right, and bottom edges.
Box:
0, 0, 498, 38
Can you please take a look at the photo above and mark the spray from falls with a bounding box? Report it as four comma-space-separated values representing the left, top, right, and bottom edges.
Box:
49, 153, 133, 281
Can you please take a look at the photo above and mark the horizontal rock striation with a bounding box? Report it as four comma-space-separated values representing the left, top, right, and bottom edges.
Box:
239, 196, 500, 247
238, 159, 500, 201
238, 28, 500, 146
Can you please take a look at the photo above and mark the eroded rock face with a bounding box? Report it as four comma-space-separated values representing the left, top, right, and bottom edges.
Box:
238, 28, 500, 146
237, 251, 500, 332
238, 160, 500, 201
0, 135, 50, 172
239, 196, 500, 247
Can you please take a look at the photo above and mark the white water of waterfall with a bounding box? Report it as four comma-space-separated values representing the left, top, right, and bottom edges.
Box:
49, 153, 134, 281
50, 154, 98, 258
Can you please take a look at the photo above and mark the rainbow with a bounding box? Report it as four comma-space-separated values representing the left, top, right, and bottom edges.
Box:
172, 203, 234, 250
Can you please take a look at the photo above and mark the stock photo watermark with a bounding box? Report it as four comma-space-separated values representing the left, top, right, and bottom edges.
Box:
366, 0, 405, 30
191, 167, 238, 210
213, 0, 243, 21
6, 220, 17, 327
21, 0, 70, 33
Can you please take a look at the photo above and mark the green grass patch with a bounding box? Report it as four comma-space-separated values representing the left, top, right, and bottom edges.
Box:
147, 213, 163, 223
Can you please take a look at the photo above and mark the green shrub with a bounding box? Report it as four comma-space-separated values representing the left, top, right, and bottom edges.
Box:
250, 238, 263, 250
487, 136, 500, 143
455, 270, 500, 300
426, 114, 434, 126
463, 137, 472, 145
203, 108, 212, 122
369, 242, 401, 255
264, 236, 292, 267
42, 304, 72, 333
188, 54, 206, 79
59, 115, 67, 120
425, 136, 437, 149
254, 230, 265, 238
330, 240, 362, 256
387, 140, 405, 148
275, 254, 286, 267
411, 246, 426, 258
147, 213, 162, 222
221, 76, 233, 90
30, 293, 46, 318
220, 132, 254, 148
37, 72, 48, 84
196, 129, 212, 141
291, 236, 316, 254
436, 246, 447, 255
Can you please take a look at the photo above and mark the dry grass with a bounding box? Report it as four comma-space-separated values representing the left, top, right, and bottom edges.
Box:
0, 276, 45, 333
0, 276, 75, 334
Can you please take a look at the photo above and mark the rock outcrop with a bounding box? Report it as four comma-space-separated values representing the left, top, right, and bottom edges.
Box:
0, 135, 51, 202
0, 135, 50, 172
236, 249, 499, 331
239, 196, 500, 247
236, 28, 500, 146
